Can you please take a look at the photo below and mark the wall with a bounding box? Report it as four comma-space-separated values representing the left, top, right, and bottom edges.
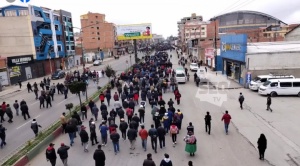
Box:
0, 16, 36, 57
247, 51, 300, 70
285, 26, 300, 41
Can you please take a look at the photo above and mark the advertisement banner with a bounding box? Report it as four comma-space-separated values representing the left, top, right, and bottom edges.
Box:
0, 71, 9, 86
9, 66, 21, 77
116, 23, 152, 40
205, 48, 214, 59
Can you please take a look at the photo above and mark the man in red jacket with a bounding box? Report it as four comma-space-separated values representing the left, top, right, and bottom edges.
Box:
221, 110, 232, 135
139, 125, 148, 151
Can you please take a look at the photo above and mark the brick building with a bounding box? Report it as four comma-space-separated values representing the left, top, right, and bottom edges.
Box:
80, 12, 116, 52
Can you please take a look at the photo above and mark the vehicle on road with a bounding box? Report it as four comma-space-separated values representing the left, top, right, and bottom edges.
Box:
196, 68, 208, 83
175, 69, 186, 83
258, 78, 300, 97
114, 54, 120, 59
249, 74, 295, 91
189, 63, 199, 71
93, 60, 101, 66
51, 69, 65, 80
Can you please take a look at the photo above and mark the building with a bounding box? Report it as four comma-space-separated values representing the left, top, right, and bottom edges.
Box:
216, 34, 300, 86
177, 13, 203, 49
285, 25, 300, 41
152, 34, 164, 44
80, 12, 116, 53
0, 5, 69, 84
55, 9, 75, 68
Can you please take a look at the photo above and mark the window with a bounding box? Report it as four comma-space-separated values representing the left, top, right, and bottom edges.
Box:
97, 32, 100, 35
95, 16, 98, 18
293, 82, 300, 87
70, 37, 74, 41
56, 35, 61, 41
91, 32, 94, 34
270, 83, 278, 87
57, 45, 62, 51
63, 16, 66, 21
55, 25, 59, 30
260, 78, 267, 82
19, 10, 28, 16
44, 13, 50, 18
71, 46, 75, 50
34, 10, 42, 17
98, 37, 100, 40
54, 16, 59, 21
92, 37, 95, 39
201, 27, 205, 30
280, 82, 292, 87
91, 27, 94, 28
97, 27, 99, 30
201, 32, 205, 35
67, 17, 72, 22
5, 10, 17, 16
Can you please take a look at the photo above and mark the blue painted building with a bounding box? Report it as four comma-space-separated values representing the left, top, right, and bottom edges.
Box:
217, 34, 247, 84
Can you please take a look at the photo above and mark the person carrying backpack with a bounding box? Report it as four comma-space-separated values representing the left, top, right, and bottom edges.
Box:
170, 123, 178, 146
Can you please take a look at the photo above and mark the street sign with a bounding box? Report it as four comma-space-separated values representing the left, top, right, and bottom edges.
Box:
246, 72, 251, 83
124, 32, 141, 37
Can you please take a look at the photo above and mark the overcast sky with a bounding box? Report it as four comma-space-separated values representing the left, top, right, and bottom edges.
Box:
1, 0, 300, 38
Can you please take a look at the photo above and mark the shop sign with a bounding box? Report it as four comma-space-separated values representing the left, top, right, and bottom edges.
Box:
7, 55, 34, 66
205, 48, 214, 58
221, 42, 241, 52
246, 72, 252, 83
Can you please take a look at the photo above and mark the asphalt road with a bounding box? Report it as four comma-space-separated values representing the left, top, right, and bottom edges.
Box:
0, 53, 143, 162
25, 51, 271, 166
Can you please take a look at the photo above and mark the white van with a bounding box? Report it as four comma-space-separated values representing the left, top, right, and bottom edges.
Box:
249, 74, 295, 91
175, 70, 186, 83
196, 68, 208, 83
258, 79, 300, 97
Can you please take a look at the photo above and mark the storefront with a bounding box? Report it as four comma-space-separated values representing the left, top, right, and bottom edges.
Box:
220, 34, 247, 84
7, 55, 35, 84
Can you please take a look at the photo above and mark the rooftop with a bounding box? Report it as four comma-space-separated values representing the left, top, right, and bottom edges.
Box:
247, 41, 300, 54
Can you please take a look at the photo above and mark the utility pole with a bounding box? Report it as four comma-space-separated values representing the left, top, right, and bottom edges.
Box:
214, 18, 217, 70
133, 39, 138, 63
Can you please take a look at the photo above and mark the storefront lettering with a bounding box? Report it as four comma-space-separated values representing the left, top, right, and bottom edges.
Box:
11, 57, 32, 64
7, 55, 34, 66
221, 42, 241, 52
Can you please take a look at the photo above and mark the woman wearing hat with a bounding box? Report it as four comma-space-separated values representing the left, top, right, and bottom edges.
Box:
184, 131, 197, 156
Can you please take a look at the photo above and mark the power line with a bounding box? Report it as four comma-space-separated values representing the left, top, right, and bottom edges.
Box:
217, 0, 243, 16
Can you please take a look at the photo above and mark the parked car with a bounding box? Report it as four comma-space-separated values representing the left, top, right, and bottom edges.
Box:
189, 63, 199, 71
51, 70, 65, 80
114, 55, 120, 59
93, 60, 101, 66
196, 68, 208, 83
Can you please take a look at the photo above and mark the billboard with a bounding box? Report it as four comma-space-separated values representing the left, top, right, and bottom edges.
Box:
116, 23, 152, 40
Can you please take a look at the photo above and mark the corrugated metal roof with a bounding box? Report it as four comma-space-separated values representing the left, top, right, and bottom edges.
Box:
247, 41, 300, 54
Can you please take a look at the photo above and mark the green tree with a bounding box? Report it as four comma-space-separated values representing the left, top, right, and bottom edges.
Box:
65, 103, 74, 115
105, 65, 116, 81
68, 81, 86, 106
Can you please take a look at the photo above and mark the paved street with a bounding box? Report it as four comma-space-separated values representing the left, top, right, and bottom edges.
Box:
24, 50, 282, 166
0, 54, 142, 163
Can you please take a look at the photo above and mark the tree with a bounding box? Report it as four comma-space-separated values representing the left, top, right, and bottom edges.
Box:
105, 65, 116, 81
68, 81, 86, 106
65, 103, 74, 115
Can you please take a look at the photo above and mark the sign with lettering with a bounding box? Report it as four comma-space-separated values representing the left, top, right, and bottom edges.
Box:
7, 55, 34, 66
221, 42, 241, 52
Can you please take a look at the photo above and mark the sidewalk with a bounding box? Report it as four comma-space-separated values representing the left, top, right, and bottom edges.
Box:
0, 57, 114, 97
206, 68, 243, 89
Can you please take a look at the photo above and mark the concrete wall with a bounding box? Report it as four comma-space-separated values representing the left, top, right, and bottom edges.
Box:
247, 51, 300, 70
248, 69, 300, 78
0, 16, 36, 57
285, 26, 300, 41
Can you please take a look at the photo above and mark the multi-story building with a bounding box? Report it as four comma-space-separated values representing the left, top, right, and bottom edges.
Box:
80, 12, 116, 53
55, 9, 75, 68
0, 5, 69, 84
152, 34, 164, 44
177, 13, 203, 49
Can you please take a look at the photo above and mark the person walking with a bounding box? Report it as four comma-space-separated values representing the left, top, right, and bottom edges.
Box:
119, 118, 128, 140
46, 143, 57, 166
221, 110, 231, 135
143, 153, 156, 166
184, 131, 197, 156
99, 122, 108, 146
266, 95, 272, 112
127, 126, 137, 150
187, 122, 194, 134
257, 133, 267, 160
39, 95, 45, 109
92, 105, 99, 121
60, 112, 67, 134
65, 120, 77, 146
204, 112, 211, 135
126, 107, 133, 124
110, 129, 120, 155
13, 100, 19, 116
138, 105, 145, 123
79, 125, 89, 152
93, 145, 106, 166
5, 104, 13, 123
188, 161, 193, 166
160, 153, 173, 166
148, 124, 158, 153
90, 121, 99, 146
20, 102, 30, 120
31, 119, 42, 137
139, 125, 148, 151
81, 104, 88, 121
0, 124, 7, 149
238, 92, 244, 110
46, 94, 52, 108
157, 124, 166, 149
57, 143, 70, 166
174, 92, 181, 105
170, 123, 178, 146
162, 113, 170, 133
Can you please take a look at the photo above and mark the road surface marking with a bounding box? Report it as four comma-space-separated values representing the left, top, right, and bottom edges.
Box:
30, 101, 39, 106
16, 114, 41, 129
57, 99, 67, 105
